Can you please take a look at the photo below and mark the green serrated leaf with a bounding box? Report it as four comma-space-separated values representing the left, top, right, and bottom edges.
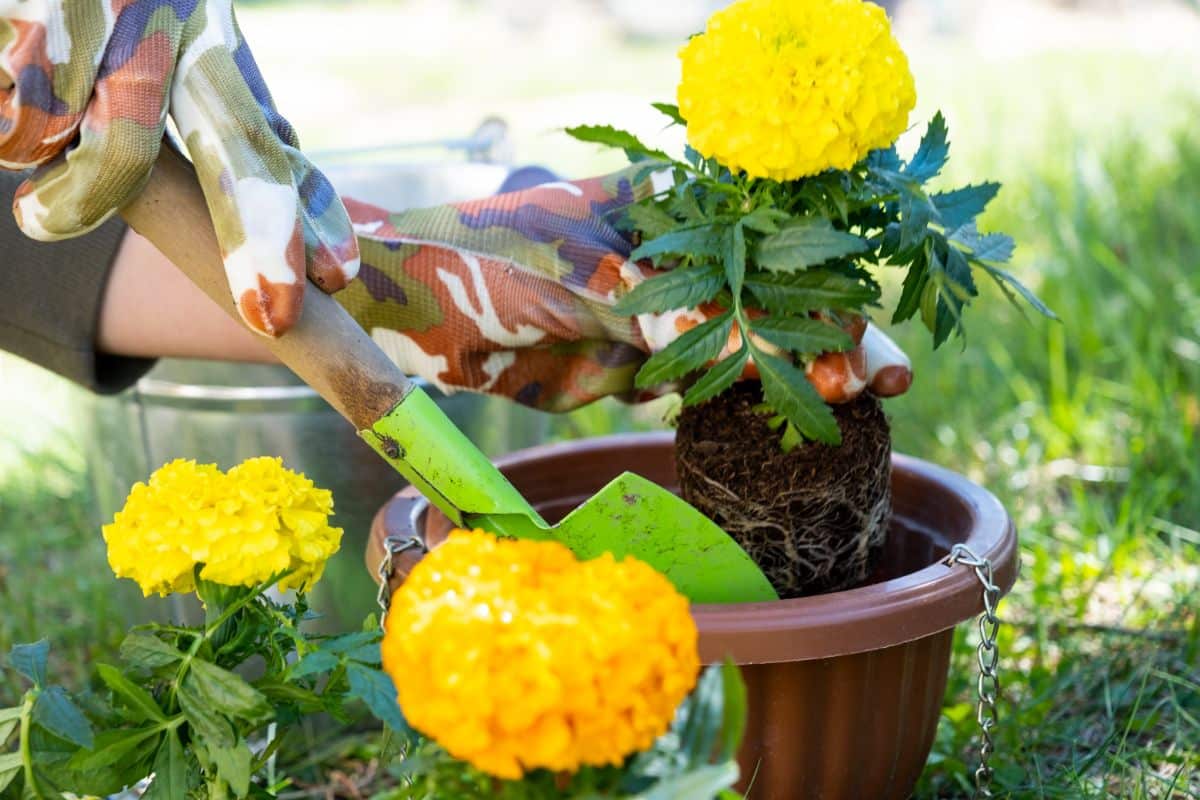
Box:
187, 660, 271, 724
933, 297, 958, 348
740, 206, 790, 235
932, 183, 1000, 231
755, 217, 869, 273
636, 312, 733, 389
779, 421, 804, 452
744, 270, 878, 313
320, 630, 379, 655
636, 763, 740, 800
120, 633, 182, 670
68, 726, 162, 772
683, 345, 748, 406
290, 650, 341, 678
724, 223, 746, 296
625, 203, 679, 239
0, 752, 21, 793
346, 663, 410, 734
346, 643, 383, 666
718, 659, 747, 761
898, 187, 934, 252
33, 686, 93, 749
178, 674, 236, 749
905, 111, 950, 182
9, 640, 48, 686
143, 731, 187, 800
754, 349, 841, 444
893, 262, 929, 325
210, 741, 252, 797
0, 706, 20, 745
920, 261, 941, 335
614, 262, 725, 316
96, 664, 164, 723
680, 665, 724, 766
651, 102, 686, 126
979, 263, 1059, 320
943, 244, 979, 300
631, 226, 724, 262
564, 124, 672, 163
952, 223, 1016, 262
255, 680, 325, 714
670, 181, 705, 222
750, 316, 853, 355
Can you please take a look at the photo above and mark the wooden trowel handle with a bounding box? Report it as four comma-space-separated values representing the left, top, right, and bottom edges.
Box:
120, 145, 411, 430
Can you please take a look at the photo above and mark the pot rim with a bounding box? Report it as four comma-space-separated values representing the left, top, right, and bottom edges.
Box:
376, 431, 1019, 664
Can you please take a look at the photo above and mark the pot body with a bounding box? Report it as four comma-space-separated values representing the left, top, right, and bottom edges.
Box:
737, 631, 952, 798
367, 432, 1018, 799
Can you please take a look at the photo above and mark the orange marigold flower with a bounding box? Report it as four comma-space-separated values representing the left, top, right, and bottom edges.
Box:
381, 530, 700, 780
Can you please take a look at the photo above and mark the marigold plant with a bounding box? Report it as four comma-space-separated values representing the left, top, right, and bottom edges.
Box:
381, 530, 701, 780
677, 0, 916, 180
568, 0, 1052, 448
102, 457, 342, 596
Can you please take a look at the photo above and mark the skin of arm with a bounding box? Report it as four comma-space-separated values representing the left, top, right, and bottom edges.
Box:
97, 230, 277, 363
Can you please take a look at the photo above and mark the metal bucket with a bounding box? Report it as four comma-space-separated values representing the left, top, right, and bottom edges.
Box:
85, 121, 595, 629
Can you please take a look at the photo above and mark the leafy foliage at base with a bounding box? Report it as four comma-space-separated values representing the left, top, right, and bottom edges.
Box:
0, 579, 409, 799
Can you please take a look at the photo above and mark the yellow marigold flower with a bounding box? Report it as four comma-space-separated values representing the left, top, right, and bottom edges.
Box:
102, 457, 342, 596
381, 530, 700, 780
678, 0, 916, 180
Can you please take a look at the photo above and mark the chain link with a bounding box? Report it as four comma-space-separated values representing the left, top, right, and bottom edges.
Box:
376, 535, 426, 629
944, 543, 1003, 799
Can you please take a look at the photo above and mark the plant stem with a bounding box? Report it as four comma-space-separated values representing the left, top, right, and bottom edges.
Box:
166, 577, 277, 712
18, 691, 44, 800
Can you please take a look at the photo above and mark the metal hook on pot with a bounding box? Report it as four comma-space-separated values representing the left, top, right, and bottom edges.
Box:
376, 534, 427, 629
945, 543, 1003, 799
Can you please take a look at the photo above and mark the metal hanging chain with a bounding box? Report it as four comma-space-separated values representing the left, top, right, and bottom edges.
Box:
944, 543, 1003, 799
376, 535, 426, 629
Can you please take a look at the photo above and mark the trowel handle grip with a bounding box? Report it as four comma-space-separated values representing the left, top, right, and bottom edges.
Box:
121, 144, 411, 430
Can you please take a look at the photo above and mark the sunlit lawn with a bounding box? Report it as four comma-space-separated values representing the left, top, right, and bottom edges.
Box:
2, 2, 1198, 796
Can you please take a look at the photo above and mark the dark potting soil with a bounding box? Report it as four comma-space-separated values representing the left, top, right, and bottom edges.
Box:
675, 381, 892, 599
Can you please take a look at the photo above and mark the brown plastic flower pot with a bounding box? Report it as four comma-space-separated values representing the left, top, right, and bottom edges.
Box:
366, 432, 1018, 799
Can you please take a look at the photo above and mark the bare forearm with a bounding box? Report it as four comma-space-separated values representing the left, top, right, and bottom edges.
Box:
97, 230, 278, 363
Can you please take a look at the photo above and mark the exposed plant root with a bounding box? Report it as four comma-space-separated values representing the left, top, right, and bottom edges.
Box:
676, 382, 892, 598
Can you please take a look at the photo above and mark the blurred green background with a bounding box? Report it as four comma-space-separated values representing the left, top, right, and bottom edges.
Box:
2, 0, 1198, 796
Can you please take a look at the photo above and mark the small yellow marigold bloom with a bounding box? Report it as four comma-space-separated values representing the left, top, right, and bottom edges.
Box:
678, 0, 917, 180
381, 530, 700, 780
102, 457, 342, 596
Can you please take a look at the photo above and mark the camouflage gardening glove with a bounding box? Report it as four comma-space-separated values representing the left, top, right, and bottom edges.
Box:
0, 0, 358, 336
337, 169, 653, 412
337, 169, 913, 412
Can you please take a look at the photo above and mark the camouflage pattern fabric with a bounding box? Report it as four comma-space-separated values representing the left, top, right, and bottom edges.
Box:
0, 0, 358, 336
338, 168, 658, 412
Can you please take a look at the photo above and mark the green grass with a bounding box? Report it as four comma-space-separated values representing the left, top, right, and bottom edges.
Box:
902, 124, 1200, 799
3, 11, 1199, 797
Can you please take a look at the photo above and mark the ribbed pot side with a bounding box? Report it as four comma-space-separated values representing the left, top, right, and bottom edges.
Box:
734, 633, 953, 798
367, 432, 1018, 800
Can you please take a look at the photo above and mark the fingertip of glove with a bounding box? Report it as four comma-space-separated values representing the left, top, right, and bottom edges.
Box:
306, 241, 360, 294
237, 278, 304, 338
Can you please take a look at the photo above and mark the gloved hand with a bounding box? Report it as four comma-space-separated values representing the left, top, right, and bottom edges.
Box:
0, 0, 358, 336
336, 168, 912, 412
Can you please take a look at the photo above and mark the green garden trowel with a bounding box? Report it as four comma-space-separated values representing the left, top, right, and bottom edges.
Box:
122, 147, 777, 605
